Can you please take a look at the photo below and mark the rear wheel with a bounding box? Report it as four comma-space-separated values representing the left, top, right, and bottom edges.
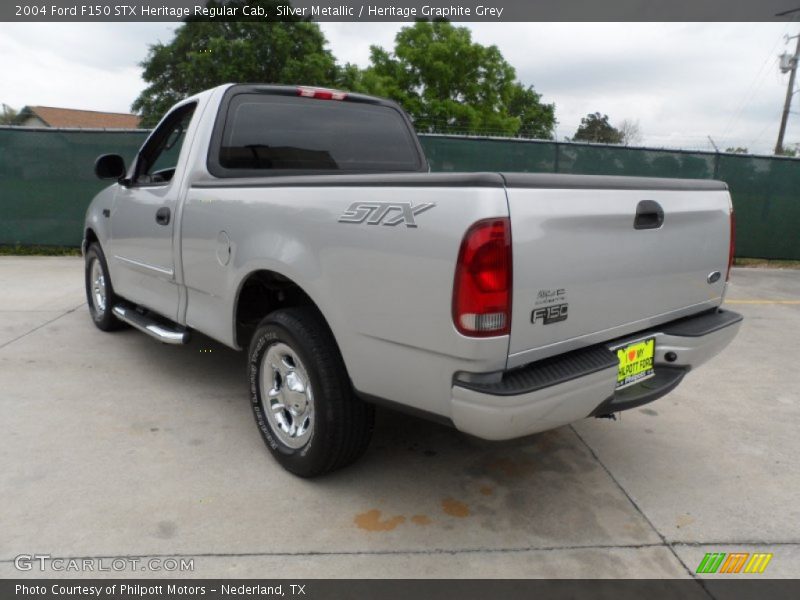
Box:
247, 307, 374, 477
84, 242, 125, 331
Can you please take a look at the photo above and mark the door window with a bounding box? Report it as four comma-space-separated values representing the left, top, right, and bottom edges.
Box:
133, 103, 196, 185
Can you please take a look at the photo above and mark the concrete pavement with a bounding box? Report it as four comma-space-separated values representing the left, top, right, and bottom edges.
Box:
0, 258, 797, 579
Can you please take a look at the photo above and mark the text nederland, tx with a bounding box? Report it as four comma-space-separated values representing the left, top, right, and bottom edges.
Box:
15, 583, 306, 596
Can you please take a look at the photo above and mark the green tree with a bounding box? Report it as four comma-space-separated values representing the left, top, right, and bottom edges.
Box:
0, 104, 19, 125
355, 21, 555, 138
507, 83, 556, 139
572, 113, 623, 144
725, 147, 749, 154
132, 1, 340, 126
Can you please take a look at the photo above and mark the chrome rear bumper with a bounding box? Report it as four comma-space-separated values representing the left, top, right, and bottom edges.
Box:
450, 309, 742, 440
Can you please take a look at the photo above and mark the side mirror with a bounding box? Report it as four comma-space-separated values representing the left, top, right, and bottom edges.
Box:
94, 154, 126, 181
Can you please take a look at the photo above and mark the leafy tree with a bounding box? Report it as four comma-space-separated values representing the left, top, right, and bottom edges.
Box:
132, 1, 340, 126
572, 113, 623, 144
355, 21, 555, 138
725, 147, 749, 154
777, 145, 798, 157
507, 83, 556, 139
0, 104, 19, 125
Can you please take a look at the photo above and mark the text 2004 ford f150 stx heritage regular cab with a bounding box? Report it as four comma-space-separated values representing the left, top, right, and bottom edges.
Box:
84, 83, 742, 476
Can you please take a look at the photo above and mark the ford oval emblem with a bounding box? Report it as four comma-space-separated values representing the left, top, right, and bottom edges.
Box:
707, 271, 721, 284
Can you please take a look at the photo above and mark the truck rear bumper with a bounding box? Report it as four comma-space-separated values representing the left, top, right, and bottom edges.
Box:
450, 309, 742, 441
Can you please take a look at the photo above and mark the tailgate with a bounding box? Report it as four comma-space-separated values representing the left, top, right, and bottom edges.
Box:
504, 175, 732, 368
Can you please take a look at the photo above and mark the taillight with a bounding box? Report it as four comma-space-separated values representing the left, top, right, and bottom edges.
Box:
452, 218, 512, 337
726, 208, 736, 282
297, 87, 347, 101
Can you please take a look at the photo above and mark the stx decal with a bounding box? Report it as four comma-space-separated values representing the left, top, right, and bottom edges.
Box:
338, 202, 436, 228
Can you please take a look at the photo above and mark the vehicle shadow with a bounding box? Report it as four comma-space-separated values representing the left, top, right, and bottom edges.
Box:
100, 323, 653, 550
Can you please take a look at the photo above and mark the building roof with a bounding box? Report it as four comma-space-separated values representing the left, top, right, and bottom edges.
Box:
19, 106, 141, 129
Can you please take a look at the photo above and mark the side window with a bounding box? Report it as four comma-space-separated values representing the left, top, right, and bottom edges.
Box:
133, 103, 196, 185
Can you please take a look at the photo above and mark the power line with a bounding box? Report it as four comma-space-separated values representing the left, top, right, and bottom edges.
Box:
720, 23, 793, 140
748, 108, 785, 148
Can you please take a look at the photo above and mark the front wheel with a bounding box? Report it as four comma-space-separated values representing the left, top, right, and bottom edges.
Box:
84, 242, 125, 331
247, 307, 374, 477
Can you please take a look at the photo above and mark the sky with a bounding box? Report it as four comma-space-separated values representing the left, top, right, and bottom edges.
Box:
1, 21, 799, 154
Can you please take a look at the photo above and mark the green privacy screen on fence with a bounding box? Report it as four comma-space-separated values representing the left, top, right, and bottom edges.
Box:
0, 128, 146, 247
1, 128, 798, 258
422, 136, 800, 260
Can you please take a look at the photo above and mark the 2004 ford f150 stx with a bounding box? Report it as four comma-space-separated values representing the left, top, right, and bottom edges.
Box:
83, 83, 742, 476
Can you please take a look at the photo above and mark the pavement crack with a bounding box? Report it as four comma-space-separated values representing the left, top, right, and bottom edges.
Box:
570, 425, 716, 598
0, 542, 671, 563
0, 303, 83, 351
672, 540, 800, 547
3, 540, 798, 564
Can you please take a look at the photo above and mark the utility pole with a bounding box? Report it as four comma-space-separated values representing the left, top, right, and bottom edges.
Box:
775, 34, 800, 155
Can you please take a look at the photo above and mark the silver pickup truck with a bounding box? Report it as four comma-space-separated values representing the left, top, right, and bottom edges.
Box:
84, 83, 742, 477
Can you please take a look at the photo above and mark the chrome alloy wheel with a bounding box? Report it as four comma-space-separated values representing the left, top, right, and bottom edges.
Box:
260, 342, 315, 448
90, 257, 107, 315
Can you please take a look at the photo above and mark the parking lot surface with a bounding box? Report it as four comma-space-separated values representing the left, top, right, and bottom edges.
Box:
1, 257, 798, 579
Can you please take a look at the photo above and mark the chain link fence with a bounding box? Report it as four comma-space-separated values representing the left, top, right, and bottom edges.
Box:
1, 128, 798, 258
422, 135, 800, 260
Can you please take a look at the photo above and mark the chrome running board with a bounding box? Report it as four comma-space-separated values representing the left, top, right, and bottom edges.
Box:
112, 304, 190, 345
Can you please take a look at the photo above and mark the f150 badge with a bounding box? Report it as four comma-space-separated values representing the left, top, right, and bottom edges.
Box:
338, 201, 436, 228
532, 304, 569, 325
532, 288, 568, 325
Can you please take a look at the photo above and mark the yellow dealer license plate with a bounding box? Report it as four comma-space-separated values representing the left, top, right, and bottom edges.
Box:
615, 337, 655, 389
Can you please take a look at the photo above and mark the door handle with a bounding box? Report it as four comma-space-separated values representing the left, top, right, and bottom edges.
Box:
634, 200, 664, 230
155, 207, 171, 226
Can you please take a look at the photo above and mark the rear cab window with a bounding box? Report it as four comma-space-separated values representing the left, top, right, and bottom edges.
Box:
207, 86, 426, 177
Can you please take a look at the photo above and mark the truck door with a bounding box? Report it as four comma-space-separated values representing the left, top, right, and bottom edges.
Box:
109, 102, 197, 321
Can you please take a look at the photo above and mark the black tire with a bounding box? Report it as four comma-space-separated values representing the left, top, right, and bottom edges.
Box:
247, 307, 374, 477
84, 242, 125, 331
